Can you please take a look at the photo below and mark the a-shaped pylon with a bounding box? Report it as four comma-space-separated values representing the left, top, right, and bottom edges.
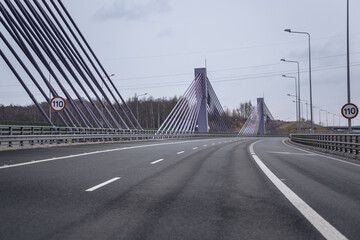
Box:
157, 68, 231, 134
238, 98, 281, 135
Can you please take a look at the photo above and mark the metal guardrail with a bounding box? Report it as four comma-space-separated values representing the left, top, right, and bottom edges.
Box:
290, 134, 360, 158
0, 125, 239, 149
0, 125, 157, 136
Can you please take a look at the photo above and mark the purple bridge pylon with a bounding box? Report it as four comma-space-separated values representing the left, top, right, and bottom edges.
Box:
238, 98, 281, 136
157, 68, 232, 135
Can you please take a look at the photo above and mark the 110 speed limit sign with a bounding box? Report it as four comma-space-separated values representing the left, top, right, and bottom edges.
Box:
341, 103, 358, 119
50, 96, 66, 112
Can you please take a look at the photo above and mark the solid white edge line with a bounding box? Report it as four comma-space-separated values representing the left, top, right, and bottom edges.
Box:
282, 139, 360, 168
150, 159, 164, 165
85, 177, 121, 192
0, 138, 217, 170
249, 140, 348, 240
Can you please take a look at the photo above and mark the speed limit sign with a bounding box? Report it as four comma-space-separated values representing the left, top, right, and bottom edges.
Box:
50, 96, 66, 112
341, 103, 358, 119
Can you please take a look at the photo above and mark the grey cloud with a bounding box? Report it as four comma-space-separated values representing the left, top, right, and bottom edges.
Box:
96, 0, 171, 21
157, 28, 172, 38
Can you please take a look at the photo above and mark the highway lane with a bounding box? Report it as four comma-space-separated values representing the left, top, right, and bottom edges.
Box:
253, 138, 360, 240
0, 137, 358, 239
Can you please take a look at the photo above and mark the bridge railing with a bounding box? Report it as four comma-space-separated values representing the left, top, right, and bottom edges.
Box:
0, 125, 158, 136
290, 134, 360, 158
0, 125, 240, 149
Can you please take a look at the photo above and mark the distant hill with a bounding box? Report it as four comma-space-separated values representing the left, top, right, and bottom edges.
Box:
276, 120, 334, 135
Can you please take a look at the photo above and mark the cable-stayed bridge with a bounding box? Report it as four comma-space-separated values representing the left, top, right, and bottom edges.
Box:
0, 0, 280, 137
0, 2, 359, 240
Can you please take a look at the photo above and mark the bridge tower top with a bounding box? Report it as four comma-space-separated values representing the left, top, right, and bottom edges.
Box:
195, 68, 209, 133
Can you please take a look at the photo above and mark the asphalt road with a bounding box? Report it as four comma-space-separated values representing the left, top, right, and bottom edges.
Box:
0, 137, 359, 240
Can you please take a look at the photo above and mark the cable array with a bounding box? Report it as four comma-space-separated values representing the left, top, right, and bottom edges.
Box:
0, 0, 141, 130
238, 98, 281, 135
157, 72, 231, 134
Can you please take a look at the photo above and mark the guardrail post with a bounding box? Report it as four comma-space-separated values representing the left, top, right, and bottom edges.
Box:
345, 135, 348, 153
356, 135, 359, 155
335, 135, 338, 151
350, 135, 353, 154
339, 135, 343, 152
327, 135, 330, 150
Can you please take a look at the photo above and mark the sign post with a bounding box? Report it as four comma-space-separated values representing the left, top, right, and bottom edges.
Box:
341, 103, 358, 133
50, 96, 66, 112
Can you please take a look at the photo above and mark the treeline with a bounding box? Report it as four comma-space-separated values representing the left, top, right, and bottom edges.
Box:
0, 96, 254, 131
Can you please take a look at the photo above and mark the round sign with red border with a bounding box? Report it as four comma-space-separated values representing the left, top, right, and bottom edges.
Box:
341, 103, 358, 119
50, 96, 66, 112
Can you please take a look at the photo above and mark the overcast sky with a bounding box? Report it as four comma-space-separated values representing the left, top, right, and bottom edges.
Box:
1, 0, 360, 125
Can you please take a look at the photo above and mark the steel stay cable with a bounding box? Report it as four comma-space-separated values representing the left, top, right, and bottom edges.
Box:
20, 0, 116, 129
30, 0, 121, 129
183, 79, 203, 133
207, 87, 227, 132
207, 80, 231, 131
0, 3, 82, 128
157, 74, 200, 134
239, 102, 261, 135
0, 31, 70, 128
174, 76, 202, 133
189, 82, 204, 133
0, 50, 55, 128
167, 75, 202, 134
55, 0, 141, 129
41, 0, 130, 129
11, 0, 97, 128
1, 1, 90, 128
157, 80, 193, 133
33, 0, 128, 129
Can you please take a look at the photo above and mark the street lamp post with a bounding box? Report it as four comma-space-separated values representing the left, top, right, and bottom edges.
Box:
101, 73, 115, 91
314, 106, 321, 126
281, 59, 301, 132
299, 99, 309, 123
283, 75, 298, 133
325, 111, 329, 127
346, 0, 352, 133
284, 29, 313, 132
136, 93, 148, 122
321, 109, 326, 127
